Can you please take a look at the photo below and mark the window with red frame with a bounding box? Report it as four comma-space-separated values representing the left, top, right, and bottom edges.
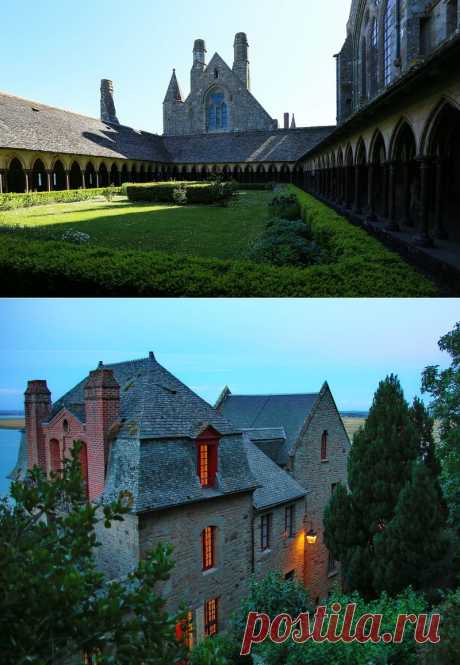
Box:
176, 611, 194, 650
49, 439, 61, 473
204, 598, 219, 636
197, 429, 219, 488
202, 526, 215, 570
321, 430, 328, 461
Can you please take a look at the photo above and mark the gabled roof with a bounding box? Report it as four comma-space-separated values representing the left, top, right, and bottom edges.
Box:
244, 437, 306, 510
163, 127, 334, 164
0, 91, 170, 162
218, 392, 320, 465
50, 354, 239, 439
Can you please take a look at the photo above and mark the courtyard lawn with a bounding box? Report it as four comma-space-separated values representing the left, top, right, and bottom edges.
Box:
0, 191, 271, 261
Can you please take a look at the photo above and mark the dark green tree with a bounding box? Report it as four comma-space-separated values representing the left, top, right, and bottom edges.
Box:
0, 442, 184, 665
422, 322, 460, 529
324, 375, 447, 597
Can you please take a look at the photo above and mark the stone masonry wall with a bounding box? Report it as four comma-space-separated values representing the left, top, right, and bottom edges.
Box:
139, 492, 254, 637
291, 387, 350, 602
164, 53, 276, 136
253, 498, 306, 582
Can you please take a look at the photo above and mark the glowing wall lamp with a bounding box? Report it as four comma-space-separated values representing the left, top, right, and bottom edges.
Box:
306, 528, 318, 545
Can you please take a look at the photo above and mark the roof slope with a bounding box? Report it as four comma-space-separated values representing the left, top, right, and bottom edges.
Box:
0, 92, 170, 162
218, 393, 320, 465
163, 127, 334, 164
51, 354, 238, 439
244, 437, 306, 510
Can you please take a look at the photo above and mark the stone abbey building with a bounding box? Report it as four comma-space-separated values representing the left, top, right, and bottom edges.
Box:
0, 2, 459, 247
10, 354, 350, 641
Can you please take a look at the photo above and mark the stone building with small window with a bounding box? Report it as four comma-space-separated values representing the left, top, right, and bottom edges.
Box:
10, 353, 350, 643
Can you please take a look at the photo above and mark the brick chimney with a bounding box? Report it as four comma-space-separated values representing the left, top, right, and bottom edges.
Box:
84, 364, 120, 500
284, 112, 290, 130
25, 380, 51, 471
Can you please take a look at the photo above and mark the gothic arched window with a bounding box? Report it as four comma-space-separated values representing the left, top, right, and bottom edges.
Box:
384, 0, 396, 86
206, 89, 228, 132
360, 37, 368, 99
370, 17, 379, 96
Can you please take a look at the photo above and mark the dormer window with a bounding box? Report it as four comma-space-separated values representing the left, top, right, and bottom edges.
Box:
196, 427, 219, 487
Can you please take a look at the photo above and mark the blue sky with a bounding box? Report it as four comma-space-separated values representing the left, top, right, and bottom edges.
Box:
0, 299, 457, 412
1, 0, 350, 133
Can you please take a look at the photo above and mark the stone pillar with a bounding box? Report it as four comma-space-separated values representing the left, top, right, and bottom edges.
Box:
458, 0, 460, 32
65, 170, 70, 190
434, 158, 447, 239
0, 169, 5, 194
367, 164, 376, 221
387, 162, 399, 231
46, 170, 52, 192
382, 163, 389, 219
402, 162, 411, 226
81, 171, 86, 189
353, 165, 361, 213
24, 170, 32, 193
96, 171, 100, 188
413, 157, 434, 247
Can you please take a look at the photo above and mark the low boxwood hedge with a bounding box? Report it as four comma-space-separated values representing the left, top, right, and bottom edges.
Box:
0, 233, 437, 297
126, 181, 236, 205
0, 187, 122, 211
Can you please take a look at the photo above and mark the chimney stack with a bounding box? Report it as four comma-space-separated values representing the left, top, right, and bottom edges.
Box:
233, 32, 250, 90
191, 39, 207, 92
100, 79, 119, 125
25, 380, 51, 471
284, 113, 290, 130
84, 366, 120, 500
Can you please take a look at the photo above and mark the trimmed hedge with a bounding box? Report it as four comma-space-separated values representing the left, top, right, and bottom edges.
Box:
0, 233, 437, 297
126, 181, 235, 205
0, 187, 122, 211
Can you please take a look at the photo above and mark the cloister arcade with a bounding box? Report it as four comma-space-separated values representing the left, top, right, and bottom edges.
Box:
0, 150, 299, 195
301, 98, 460, 245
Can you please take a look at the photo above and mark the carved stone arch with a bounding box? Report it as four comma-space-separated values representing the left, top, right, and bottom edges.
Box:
389, 118, 416, 162
355, 137, 367, 165
369, 128, 387, 164
420, 96, 460, 157
69, 160, 83, 189
6, 153, 27, 170
7, 156, 26, 192
337, 146, 344, 166
345, 143, 354, 166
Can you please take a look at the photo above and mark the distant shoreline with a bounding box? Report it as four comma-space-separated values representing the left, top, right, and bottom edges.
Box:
0, 419, 24, 430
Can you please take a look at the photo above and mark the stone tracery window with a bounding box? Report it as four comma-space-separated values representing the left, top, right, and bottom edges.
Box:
206, 89, 228, 131
370, 17, 379, 96
384, 0, 396, 86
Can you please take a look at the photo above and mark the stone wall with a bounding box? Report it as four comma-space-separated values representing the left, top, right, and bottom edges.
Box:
94, 510, 140, 580
253, 498, 306, 582
291, 386, 350, 602
138, 492, 254, 636
163, 53, 276, 136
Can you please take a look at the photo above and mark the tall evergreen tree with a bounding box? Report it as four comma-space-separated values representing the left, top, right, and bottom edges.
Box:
324, 374, 447, 598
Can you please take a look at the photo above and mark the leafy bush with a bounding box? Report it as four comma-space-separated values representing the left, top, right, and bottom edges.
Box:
248, 218, 322, 267
268, 193, 301, 220
61, 230, 91, 244
422, 588, 460, 664
173, 186, 188, 206
0, 187, 122, 210
189, 634, 238, 665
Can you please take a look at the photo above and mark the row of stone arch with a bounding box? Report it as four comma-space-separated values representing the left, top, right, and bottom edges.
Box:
303, 101, 460, 244
0, 156, 297, 194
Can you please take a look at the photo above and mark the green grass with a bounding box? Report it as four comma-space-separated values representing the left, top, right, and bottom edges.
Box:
0, 191, 271, 261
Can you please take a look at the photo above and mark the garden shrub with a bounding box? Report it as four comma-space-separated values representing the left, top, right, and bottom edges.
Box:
0, 187, 122, 211
268, 193, 301, 220
172, 186, 188, 206
126, 181, 236, 205
247, 218, 322, 267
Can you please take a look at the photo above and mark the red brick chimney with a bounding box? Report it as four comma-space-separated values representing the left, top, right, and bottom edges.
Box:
25, 380, 51, 471
84, 364, 120, 500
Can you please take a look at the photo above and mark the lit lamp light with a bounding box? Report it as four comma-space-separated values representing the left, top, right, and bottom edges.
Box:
306, 528, 318, 545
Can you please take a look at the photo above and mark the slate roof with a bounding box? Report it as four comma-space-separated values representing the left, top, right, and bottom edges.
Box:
50, 354, 238, 439
0, 92, 170, 162
244, 437, 306, 510
218, 393, 320, 465
163, 127, 335, 164
243, 428, 286, 464
0, 89, 333, 165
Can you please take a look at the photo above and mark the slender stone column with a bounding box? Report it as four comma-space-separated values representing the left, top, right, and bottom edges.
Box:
46, 170, 52, 192
434, 158, 447, 239
81, 171, 86, 189
96, 172, 100, 188
65, 170, 70, 190
386, 161, 399, 231
367, 164, 376, 221
413, 157, 434, 247
0, 170, 4, 194
353, 165, 361, 213
24, 170, 32, 193
402, 162, 411, 226
382, 163, 389, 219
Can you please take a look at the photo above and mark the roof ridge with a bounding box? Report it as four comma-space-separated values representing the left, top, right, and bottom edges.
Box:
230, 392, 320, 397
